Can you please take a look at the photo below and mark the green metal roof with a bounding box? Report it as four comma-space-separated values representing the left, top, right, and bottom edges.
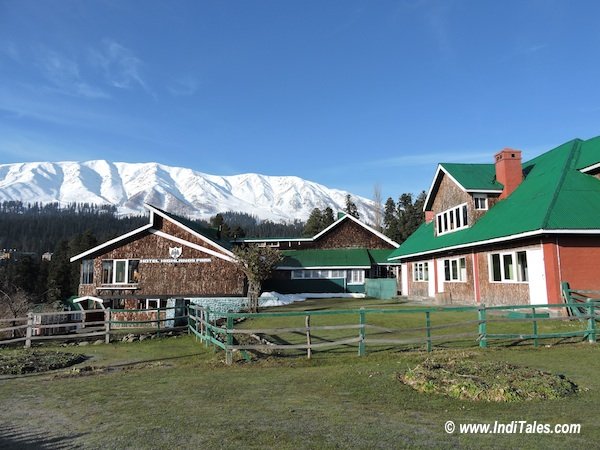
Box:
390, 137, 600, 260
575, 135, 600, 170
367, 249, 399, 265
440, 163, 503, 191
279, 248, 372, 268
279, 248, 399, 268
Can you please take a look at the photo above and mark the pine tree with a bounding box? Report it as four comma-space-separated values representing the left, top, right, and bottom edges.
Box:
397, 191, 426, 243
322, 207, 335, 229
303, 208, 324, 237
46, 240, 73, 303
383, 197, 399, 241
344, 195, 359, 219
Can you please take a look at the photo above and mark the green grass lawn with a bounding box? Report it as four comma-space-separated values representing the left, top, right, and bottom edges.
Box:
0, 298, 597, 449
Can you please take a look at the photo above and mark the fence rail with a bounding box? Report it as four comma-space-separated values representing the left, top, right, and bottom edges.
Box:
3, 300, 598, 357
188, 302, 599, 365
0, 307, 185, 347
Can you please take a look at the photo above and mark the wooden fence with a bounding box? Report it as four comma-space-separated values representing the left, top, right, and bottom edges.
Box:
0, 307, 187, 348
188, 302, 599, 365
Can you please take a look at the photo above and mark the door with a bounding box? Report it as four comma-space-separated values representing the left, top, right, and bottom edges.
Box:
436, 259, 445, 294
401, 263, 408, 296
428, 259, 436, 297
527, 248, 547, 305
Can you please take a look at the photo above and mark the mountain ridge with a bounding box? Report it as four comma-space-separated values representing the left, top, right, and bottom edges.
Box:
0, 160, 376, 223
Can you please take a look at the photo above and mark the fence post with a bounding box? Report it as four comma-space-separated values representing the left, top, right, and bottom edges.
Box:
358, 307, 366, 356
532, 307, 539, 348
186, 305, 190, 335
104, 308, 111, 344
25, 312, 33, 348
425, 311, 432, 352
478, 305, 487, 348
199, 308, 205, 344
587, 299, 597, 344
305, 315, 312, 359
225, 311, 233, 365
156, 307, 161, 337
195, 307, 200, 342
206, 307, 213, 349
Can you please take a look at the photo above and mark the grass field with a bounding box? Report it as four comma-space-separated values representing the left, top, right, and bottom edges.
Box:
230, 297, 589, 355
0, 298, 598, 449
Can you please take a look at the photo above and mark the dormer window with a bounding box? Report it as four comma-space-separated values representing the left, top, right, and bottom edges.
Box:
436, 203, 468, 235
474, 194, 488, 210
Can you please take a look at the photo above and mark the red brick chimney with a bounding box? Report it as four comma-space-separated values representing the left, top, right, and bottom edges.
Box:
425, 210, 434, 223
495, 148, 523, 199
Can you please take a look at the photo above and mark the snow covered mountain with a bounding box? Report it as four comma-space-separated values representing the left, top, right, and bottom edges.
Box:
0, 160, 377, 223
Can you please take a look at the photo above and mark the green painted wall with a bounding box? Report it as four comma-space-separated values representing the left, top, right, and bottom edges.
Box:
365, 278, 397, 299
264, 278, 347, 294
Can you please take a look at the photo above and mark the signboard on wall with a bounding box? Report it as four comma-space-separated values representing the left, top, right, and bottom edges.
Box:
140, 258, 211, 264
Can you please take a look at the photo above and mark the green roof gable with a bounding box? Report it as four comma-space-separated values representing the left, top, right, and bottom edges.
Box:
279, 248, 399, 268
440, 163, 503, 191
280, 249, 372, 268
368, 249, 399, 265
391, 137, 600, 260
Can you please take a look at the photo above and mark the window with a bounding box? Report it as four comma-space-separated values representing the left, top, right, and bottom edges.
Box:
489, 251, 528, 282
101, 259, 140, 284
102, 260, 113, 284
81, 260, 94, 284
146, 299, 159, 309
517, 251, 528, 282
114, 260, 126, 283
413, 262, 429, 282
436, 203, 469, 235
128, 260, 140, 283
347, 269, 365, 285
291, 269, 347, 279
474, 194, 488, 210
443, 257, 467, 282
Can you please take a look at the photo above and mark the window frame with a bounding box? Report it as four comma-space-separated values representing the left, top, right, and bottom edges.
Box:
489, 251, 528, 283
443, 257, 467, 282
291, 269, 347, 280
81, 259, 94, 285
473, 194, 488, 210
436, 203, 469, 235
413, 262, 429, 282
101, 259, 141, 285
346, 269, 365, 285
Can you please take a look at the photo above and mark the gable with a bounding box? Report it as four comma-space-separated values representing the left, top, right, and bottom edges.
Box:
71, 204, 233, 262
314, 218, 396, 249
430, 172, 471, 216
424, 164, 503, 211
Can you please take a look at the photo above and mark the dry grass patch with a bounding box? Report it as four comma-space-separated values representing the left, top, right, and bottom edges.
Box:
0, 349, 86, 375
400, 352, 578, 402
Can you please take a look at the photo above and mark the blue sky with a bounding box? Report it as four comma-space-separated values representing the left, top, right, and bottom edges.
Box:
2, 0, 600, 201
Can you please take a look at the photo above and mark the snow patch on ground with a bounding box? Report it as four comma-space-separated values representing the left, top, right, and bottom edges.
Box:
260, 291, 365, 307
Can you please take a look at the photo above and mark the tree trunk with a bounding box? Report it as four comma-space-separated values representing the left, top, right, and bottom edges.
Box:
248, 281, 261, 313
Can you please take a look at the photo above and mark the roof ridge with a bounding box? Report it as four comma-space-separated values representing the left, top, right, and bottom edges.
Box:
540, 139, 581, 229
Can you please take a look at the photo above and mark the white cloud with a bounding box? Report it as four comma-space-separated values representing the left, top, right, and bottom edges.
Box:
35, 48, 109, 99
367, 151, 492, 168
89, 39, 151, 94
167, 76, 199, 96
